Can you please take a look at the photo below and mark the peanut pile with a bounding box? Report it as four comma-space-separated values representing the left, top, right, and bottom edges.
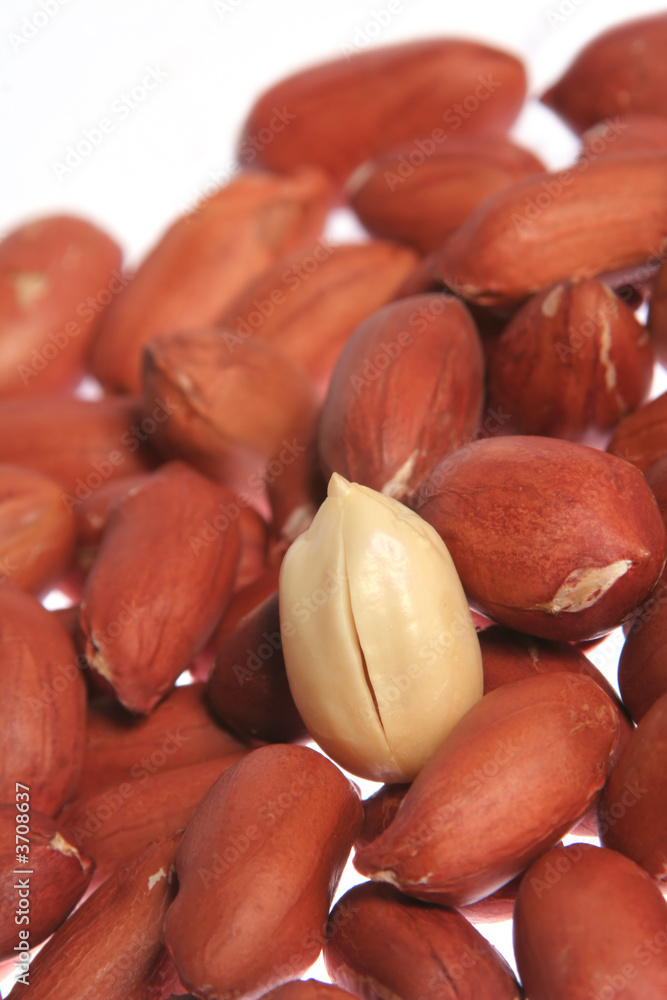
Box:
2, 11, 667, 1000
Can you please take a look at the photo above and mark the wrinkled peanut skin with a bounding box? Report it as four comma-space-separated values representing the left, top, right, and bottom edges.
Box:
10, 835, 182, 1000
541, 14, 667, 132
414, 435, 667, 641
165, 745, 362, 1000
319, 294, 484, 500
0, 805, 93, 961
435, 154, 667, 308
90, 168, 332, 393
324, 881, 521, 999
598, 692, 667, 880
240, 40, 526, 184
0, 215, 122, 398
80, 461, 240, 714
514, 843, 667, 999
0, 584, 86, 816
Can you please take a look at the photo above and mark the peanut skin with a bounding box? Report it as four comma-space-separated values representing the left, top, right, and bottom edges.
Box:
514, 843, 667, 999
164, 744, 362, 1000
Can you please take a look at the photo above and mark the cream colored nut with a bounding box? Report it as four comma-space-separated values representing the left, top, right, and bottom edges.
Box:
279, 473, 483, 782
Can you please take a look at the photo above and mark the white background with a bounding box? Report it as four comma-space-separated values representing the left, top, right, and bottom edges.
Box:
2, 0, 666, 261
1, 0, 666, 994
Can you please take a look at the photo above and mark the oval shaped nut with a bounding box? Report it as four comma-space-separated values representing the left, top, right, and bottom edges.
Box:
541, 13, 667, 133
0, 395, 159, 496
597, 692, 667, 880
89, 167, 331, 394
239, 39, 527, 185
76, 682, 246, 798
0, 805, 93, 961
324, 882, 521, 1000
319, 295, 484, 502
0, 214, 122, 397
163, 745, 362, 1000
434, 153, 667, 307
10, 834, 182, 1000
513, 843, 667, 1000
279, 474, 483, 782
60, 753, 245, 885
0, 584, 86, 815
0, 463, 76, 594
608, 390, 667, 471
80, 461, 241, 714
209, 590, 308, 743
218, 241, 419, 391
618, 582, 667, 722
347, 135, 544, 254
580, 115, 667, 160
142, 330, 319, 480
486, 278, 653, 440
413, 436, 667, 641
354, 673, 619, 906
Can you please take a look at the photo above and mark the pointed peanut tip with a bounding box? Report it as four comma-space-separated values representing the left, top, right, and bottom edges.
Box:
281, 473, 482, 782
328, 472, 351, 498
